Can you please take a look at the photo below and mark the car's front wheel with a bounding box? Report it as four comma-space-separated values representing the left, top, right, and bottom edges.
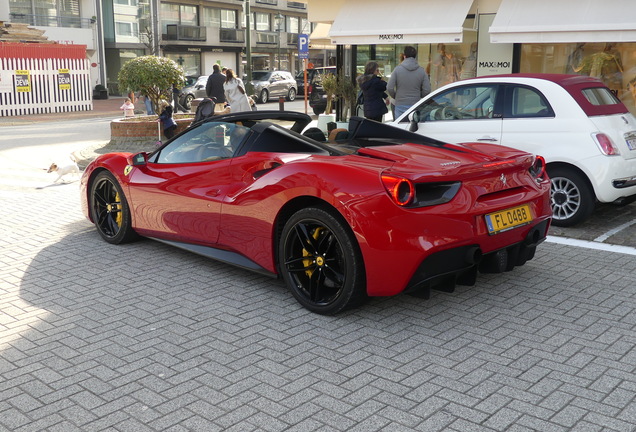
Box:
548, 166, 595, 227
287, 88, 297, 101
259, 89, 269, 104
279, 207, 366, 315
89, 171, 138, 244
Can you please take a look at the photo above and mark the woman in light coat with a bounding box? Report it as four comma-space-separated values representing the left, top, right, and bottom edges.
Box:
223, 69, 251, 113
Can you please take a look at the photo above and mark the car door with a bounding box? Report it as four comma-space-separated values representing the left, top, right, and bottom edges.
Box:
395, 84, 504, 145
270, 72, 285, 98
127, 122, 249, 245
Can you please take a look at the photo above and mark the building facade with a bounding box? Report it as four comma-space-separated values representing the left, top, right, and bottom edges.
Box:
308, 0, 636, 115
2, 0, 314, 95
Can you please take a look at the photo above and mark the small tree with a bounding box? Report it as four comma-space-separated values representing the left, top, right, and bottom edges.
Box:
322, 73, 338, 115
337, 75, 358, 121
118, 56, 184, 114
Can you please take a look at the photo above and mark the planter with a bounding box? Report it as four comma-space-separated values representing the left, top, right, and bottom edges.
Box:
108, 114, 193, 152
93, 89, 108, 100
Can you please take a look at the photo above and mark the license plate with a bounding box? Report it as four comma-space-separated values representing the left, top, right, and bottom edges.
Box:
626, 136, 636, 150
485, 204, 533, 234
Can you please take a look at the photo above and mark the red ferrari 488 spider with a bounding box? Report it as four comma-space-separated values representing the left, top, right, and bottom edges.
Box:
81, 111, 552, 314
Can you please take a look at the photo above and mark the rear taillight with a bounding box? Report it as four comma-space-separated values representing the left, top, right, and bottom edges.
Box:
593, 133, 620, 156
381, 174, 415, 206
529, 155, 548, 183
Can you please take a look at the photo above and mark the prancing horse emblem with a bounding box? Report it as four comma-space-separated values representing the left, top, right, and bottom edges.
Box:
499, 173, 507, 187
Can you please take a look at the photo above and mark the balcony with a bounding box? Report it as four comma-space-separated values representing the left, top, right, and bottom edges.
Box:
255, 31, 278, 45
9, 13, 93, 29
219, 28, 245, 43
165, 24, 206, 42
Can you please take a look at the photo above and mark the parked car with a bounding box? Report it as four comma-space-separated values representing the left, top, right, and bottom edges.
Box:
250, 71, 297, 104
296, 66, 337, 115
80, 111, 551, 315
392, 73, 636, 227
178, 75, 207, 110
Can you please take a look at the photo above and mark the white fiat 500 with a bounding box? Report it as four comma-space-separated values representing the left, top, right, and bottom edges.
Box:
392, 74, 636, 226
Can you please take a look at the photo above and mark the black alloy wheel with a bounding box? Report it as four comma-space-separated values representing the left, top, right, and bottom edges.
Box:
279, 207, 366, 315
89, 171, 138, 244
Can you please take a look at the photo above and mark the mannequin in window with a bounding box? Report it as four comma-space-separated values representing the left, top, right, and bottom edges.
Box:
566, 43, 586, 75
460, 42, 478, 79
577, 43, 623, 94
429, 44, 461, 89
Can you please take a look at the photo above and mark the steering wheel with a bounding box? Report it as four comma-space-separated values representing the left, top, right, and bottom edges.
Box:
441, 106, 462, 120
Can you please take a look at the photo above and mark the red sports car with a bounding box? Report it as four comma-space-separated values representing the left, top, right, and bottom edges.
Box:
81, 111, 552, 315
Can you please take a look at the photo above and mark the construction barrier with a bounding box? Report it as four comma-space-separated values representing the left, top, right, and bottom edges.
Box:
0, 42, 92, 117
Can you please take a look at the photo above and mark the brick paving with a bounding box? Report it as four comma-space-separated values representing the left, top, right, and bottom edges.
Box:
2, 107, 636, 431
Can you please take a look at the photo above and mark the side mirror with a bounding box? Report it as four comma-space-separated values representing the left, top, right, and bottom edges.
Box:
408, 111, 420, 132
132, 152, 148, 166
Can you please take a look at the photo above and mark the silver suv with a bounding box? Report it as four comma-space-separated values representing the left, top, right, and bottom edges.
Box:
250, 71, 297, 104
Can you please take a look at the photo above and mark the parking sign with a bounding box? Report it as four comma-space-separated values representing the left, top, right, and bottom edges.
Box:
298, 34, 309, 59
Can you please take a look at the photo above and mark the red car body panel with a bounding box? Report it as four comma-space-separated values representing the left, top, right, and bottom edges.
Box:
81, 130, 552, 298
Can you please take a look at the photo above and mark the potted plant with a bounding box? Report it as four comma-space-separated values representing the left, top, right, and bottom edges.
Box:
336, 75, 358, 123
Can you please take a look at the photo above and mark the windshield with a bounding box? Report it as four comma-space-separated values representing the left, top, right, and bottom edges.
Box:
252, 71, 272, 81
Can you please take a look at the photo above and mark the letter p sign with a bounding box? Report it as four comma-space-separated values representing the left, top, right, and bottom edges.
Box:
298, 34, 309, 59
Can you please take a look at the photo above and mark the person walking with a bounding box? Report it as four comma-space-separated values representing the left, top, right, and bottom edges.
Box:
172, 83, 188, 113
357, 61, 388, 122
223, 68, 251, 113
205, 64, 227, 113
387, 46, 431, 119
158, 99, 178, 139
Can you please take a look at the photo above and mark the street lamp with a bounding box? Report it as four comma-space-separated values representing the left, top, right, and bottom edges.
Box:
275, 13, 284, 70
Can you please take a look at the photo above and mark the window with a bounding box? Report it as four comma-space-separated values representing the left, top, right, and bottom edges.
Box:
116, 22, 138, 38
161, 3, 199, 32
253, 12, 270, 31
286, 16, 299, 34
221, 9, 236, 29
410, 85, 499, 123
508, 86, 552, 118
582, 87, 621, 106
154, 122, 249, 164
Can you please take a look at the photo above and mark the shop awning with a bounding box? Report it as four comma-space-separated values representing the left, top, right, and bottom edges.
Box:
490, 0, 636, 43
309, 23, 335, 49
328, 0, 474, 45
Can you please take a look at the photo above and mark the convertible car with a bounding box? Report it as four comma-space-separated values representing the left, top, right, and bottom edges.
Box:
81, 111, 552, 315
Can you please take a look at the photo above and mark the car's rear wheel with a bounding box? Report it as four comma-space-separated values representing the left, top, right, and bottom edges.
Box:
279, 207, 366, 315
287, 88, 297, 101
548, 166, 595, 227
90, 171, 138, 244
184, 94, 194, 111
259, 89, 269, 104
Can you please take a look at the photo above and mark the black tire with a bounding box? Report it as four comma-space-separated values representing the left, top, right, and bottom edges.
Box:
287, 88, 297, 102
89, 171, 138, 244
184, 94, 194, 111
259, 89, 269, 104
279, 207, 366, 315
548, 166, 595, 227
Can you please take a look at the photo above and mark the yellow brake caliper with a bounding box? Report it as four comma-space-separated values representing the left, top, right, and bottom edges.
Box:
303, 227, 323, 277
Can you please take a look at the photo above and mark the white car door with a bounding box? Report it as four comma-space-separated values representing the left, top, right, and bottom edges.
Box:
394, 84, 503, 145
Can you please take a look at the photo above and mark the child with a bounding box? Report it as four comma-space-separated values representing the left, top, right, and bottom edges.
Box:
120, 98, 135, 117
158, 99, 177, 139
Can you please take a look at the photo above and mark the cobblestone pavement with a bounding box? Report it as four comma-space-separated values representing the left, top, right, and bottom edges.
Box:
2, 107, 636, 431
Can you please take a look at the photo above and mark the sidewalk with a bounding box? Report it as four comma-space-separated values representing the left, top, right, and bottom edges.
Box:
0, 97, 130, 126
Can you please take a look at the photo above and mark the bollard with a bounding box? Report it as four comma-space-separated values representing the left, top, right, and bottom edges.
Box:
279, 96, 285, 111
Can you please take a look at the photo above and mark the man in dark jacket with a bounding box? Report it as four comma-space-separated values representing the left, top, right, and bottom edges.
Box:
205, 64, 227, 112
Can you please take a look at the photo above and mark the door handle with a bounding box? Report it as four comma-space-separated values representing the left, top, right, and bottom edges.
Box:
477, 137, 498, 142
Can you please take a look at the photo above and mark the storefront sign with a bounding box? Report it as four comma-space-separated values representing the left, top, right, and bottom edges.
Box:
15, 70, 31, 92
58, 69, 71, 90
476, 14, 513, 76
378, 34, 404, 42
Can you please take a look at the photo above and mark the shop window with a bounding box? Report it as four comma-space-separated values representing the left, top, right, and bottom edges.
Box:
520, 42, 636, 115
